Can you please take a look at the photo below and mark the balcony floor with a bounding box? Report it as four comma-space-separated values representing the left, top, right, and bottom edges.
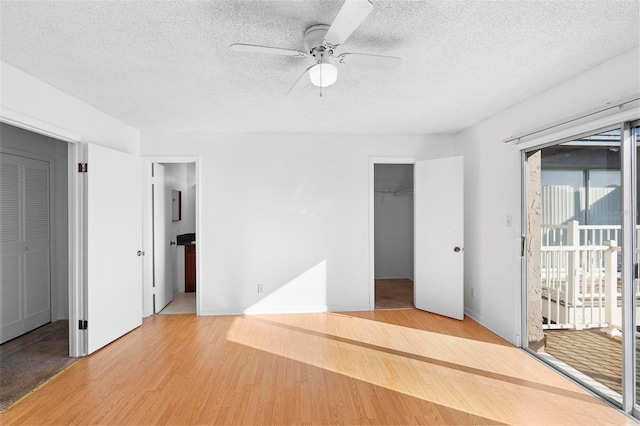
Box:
544, 328, 640, 401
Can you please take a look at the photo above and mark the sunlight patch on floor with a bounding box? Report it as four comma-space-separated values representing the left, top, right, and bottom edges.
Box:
225, 312, 609, 424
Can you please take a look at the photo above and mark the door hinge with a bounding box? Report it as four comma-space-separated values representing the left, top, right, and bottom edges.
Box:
635, 263, 639, 280
77, 162, 88, 173
521, 234, 526, 257
78, 320, 88, 330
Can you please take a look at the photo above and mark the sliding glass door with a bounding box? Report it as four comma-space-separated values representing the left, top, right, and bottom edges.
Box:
524, 119, 640, 415
633, 122, 640, 415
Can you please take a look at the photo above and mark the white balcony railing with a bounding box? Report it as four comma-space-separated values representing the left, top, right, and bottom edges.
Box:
539, 221, 640, 334
541, 242, 620, 333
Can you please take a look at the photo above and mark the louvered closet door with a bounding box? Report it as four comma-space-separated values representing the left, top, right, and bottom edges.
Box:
0, 153, 51, 343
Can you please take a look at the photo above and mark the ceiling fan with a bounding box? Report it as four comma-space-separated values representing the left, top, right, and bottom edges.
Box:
229, 0, 401, 95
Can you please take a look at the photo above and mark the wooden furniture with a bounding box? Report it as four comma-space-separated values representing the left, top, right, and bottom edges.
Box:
185, 244, 196, 292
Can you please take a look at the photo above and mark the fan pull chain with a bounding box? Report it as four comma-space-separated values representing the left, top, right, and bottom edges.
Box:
320, 52, 323, 98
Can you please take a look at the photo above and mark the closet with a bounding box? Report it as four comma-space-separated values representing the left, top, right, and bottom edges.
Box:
1, 152, 51, 343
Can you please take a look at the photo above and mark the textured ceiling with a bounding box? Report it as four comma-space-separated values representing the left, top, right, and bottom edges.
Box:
1, 0, 639, 135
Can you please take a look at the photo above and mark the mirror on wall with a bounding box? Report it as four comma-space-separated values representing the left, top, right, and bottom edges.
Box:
171, 190, 181, 221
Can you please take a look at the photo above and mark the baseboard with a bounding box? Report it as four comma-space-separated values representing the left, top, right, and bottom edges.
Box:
198, 309, 243, 316
374, 276, 414, 281
327, 304, 371, 312
243, 305, 371, 314
243, 305, 329, 315
464, 306, 518, 346
198, 304, 372, 316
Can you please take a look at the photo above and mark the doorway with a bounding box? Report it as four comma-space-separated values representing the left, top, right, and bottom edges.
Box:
1, 117, 148, 358
373, 163, 414, 309
146, 160, 198, 316
0, 123, 69, 344
369, 156, 464, 320
0, 123, 74, 409
523, 121, 640, 413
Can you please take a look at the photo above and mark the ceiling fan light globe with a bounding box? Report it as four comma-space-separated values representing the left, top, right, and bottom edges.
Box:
309, 63, 337, 87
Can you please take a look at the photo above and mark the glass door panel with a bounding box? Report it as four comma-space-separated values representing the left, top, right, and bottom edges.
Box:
634, 124, 640, 413
525, 128, 624, 404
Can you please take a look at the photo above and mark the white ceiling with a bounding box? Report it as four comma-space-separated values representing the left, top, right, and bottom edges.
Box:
1, 0, 638, 135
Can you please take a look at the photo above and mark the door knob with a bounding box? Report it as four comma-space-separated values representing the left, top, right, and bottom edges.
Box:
454, 247, 461, 253
170, 241, 176, 246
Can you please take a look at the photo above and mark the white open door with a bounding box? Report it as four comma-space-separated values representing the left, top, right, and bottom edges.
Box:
152, 164, 173, 313
86, 144, 143, 354
414, 156, 464, 320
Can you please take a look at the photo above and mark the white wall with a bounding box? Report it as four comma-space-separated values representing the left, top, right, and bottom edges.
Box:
374, 192, 414, 279
186, 162, 196, 235
141, 133, 456, 315
1, 61, 139, 154
0, 122, 68, 320
455, 47, 640, 345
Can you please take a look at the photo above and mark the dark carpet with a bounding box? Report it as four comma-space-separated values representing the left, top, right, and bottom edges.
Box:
375, 278, 414, 309
0, 320, 77, 412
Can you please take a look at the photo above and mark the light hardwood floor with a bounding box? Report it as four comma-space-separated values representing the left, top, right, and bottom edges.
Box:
0, 309, 634, 425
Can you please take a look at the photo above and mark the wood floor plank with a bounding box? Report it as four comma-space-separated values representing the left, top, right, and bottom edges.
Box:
0, 309, 634, 425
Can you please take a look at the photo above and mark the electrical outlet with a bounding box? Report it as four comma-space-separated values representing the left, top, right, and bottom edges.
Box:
257, 284, 264, 294
472, 288, 477, 298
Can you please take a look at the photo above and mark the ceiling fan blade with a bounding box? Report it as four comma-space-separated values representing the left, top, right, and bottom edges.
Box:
323, 0, 374, 48
337, 53, 401, 70
287, 65, 315, 95
230, 43, 307, 57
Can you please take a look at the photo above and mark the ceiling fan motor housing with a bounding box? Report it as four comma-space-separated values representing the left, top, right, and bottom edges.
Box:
230, 0, 400, 94
304, 24, 332, 60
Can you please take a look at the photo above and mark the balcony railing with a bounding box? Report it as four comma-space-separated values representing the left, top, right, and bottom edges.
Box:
540, 221, 640, 334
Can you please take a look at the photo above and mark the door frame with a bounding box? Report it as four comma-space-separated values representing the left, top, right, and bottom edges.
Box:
0, 108, 86, 357
368, 157, 415, 310
142, 156, 200, 317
